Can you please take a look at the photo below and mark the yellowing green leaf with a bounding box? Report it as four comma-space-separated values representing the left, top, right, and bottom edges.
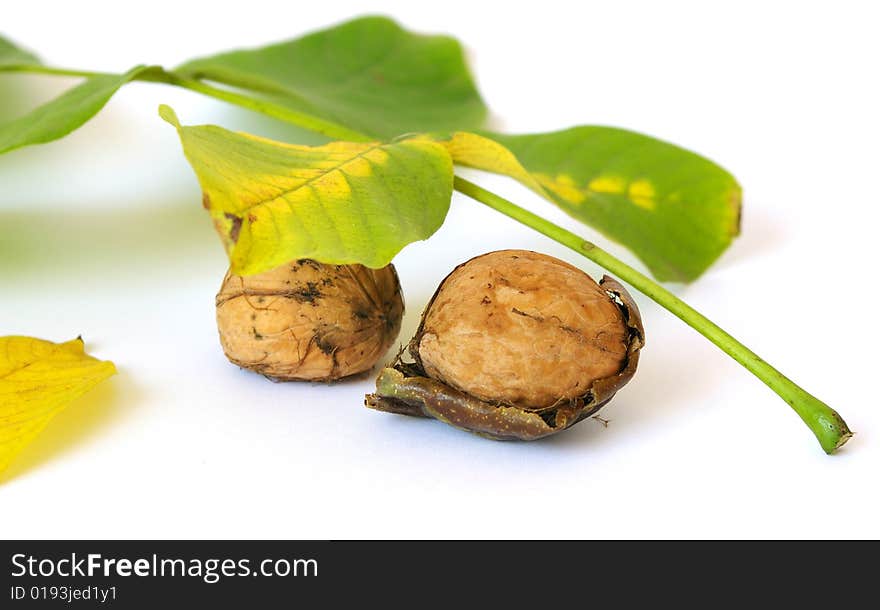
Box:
0, 336, 116, 475
434, 129, 741, 283
175, 16, 488, 139
161, 105, 454, 275
437, 132, 543, 191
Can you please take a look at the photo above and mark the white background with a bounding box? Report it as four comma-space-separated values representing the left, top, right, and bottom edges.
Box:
2, 0, 878, 539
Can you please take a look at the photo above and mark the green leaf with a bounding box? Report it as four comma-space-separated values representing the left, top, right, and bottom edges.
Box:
436, 130, 741, 282
176, 16, 487, 139
0, 34, 40, 66
160, 105, 454, 275
0, 65, 151, 155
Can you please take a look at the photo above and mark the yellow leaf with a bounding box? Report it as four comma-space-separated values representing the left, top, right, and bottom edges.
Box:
161, 105, 454, 276
0, 336, 116, 475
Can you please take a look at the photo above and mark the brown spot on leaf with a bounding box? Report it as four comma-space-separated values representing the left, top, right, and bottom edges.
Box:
225, 213, 243, 243
202, 192, 211, 209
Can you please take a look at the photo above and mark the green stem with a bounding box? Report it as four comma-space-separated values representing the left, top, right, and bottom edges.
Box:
0, 64, 368, 142
152, 71, 370, 142
453, 177, 852, 453
0, 64, 108, 79
7, 63, 853, 452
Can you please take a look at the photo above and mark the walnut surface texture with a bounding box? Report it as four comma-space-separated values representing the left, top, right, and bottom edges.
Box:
216, 260, 404, 381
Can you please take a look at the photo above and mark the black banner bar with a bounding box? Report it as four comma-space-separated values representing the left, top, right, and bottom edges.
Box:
0, 540, 869, 606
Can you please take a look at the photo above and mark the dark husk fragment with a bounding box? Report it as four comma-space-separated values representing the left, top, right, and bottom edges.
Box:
365, 275, 644, 440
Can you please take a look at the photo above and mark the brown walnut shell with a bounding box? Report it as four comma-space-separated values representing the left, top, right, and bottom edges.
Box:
216, 260, 404, 381
366, 250, 644, 440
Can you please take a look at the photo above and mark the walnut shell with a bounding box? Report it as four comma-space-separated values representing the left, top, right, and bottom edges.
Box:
414, 250, 629, 410
366, 250, 644, 440
216, 260, 404, 381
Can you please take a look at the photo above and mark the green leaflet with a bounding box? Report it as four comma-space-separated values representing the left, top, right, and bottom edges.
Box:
0, 66, 151, 155
0, 35, 40, 66
176, 16, 488, 139
173, 17, 738, 280
160, 105, 454, 275
1, 18, 741, 282
437, 130, 741, 283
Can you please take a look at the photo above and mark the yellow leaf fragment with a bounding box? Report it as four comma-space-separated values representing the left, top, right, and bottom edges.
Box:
0, 336, 116, 474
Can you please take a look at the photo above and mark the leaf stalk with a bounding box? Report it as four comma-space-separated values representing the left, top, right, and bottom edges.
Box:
4, 63, 852, 452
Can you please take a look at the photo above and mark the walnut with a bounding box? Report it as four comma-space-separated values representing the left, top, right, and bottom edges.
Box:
366, 250, 643, 439
216, 260, 404, 381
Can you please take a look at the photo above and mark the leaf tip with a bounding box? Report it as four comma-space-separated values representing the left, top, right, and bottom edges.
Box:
61, 336, 86, 353
158, 104, 180, 128
729, 183, 743, 237
62, 337, 116, 376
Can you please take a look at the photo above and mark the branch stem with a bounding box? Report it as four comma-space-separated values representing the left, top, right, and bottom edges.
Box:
6, 62, 852, 452
154, 71, 371, 142
1, 64, 368, 142
0, 64, 108, 79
